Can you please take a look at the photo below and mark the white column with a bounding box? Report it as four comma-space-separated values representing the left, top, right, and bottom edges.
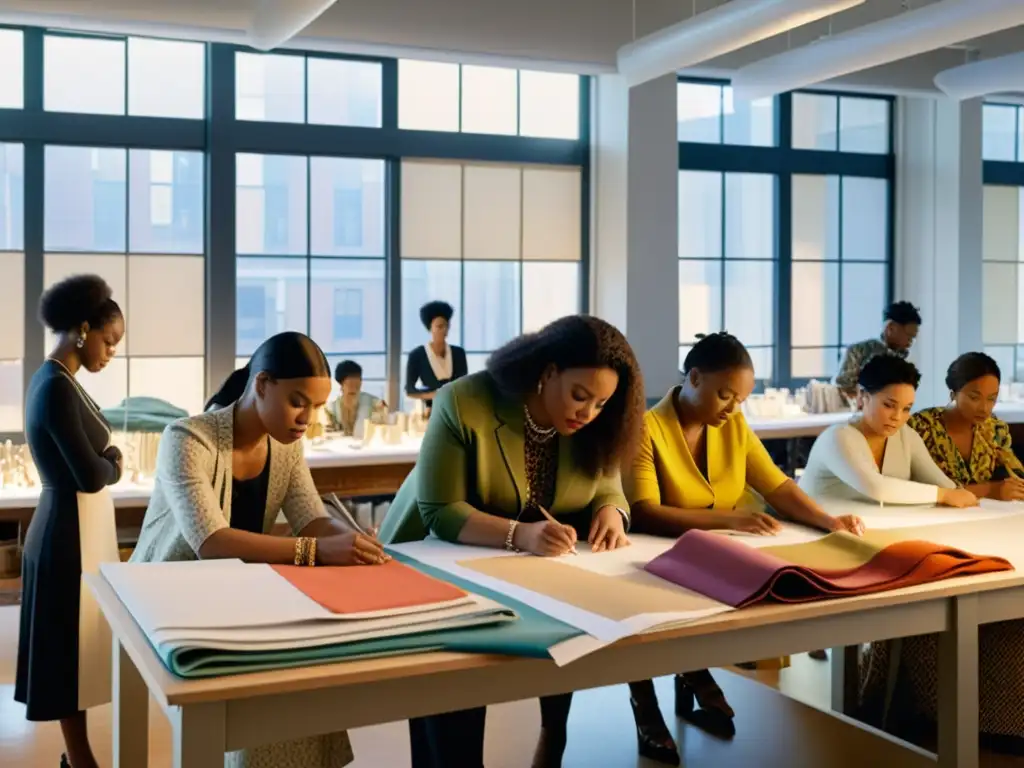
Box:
895, 96, 983, 408
590, 73, 679, 399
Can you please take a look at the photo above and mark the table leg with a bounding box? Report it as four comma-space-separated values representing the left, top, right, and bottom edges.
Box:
171, 702, 226, 768
829, 645, 859, 714
937, 594, 979, 768
112, 639, 148, 768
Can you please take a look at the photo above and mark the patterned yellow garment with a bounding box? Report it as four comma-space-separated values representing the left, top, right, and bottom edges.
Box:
907, 407, 1024, 485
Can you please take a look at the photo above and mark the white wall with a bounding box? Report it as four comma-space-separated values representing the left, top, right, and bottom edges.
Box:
895, 96, 984, 408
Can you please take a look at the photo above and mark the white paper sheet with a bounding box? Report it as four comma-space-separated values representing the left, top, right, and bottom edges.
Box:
389, 539, 735, 645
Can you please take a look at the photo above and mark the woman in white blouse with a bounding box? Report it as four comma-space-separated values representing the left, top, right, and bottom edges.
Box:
800, 355, 977, 508
405, 300, 468, 413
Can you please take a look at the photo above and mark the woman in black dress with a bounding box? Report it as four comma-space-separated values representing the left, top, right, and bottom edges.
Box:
405, 300, 468, 411
16, 274, 125, 768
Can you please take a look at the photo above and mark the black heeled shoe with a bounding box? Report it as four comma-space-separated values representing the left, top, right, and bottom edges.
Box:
60, 756, 70, 768
675, 672, 736, 740
629, 696, 680, 766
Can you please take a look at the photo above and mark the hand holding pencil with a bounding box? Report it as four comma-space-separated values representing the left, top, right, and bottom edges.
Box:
514, 507, 578, 556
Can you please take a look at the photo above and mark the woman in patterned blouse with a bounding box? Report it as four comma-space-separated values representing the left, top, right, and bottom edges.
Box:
908, 352, 1024, 500
857, 351, 1024, 753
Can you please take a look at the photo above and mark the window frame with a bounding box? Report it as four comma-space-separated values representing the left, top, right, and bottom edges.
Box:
0, 26, 591, 438
677, 77, 895, 388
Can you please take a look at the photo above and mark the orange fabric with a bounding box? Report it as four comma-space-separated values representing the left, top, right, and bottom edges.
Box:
272, 560, 467, 614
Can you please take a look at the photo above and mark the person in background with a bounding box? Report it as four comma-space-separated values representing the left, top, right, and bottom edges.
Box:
800, 354, 977, 508
803, 356, 1024, 752
132, 331, 388, 768
405, 300, 468, 411
328, 359, 387, 436
16, 275, 125, 768
380, 315, 644, 768
835, 301, 922, 401
624, 333, 863, 765
909, 352, 1024, 500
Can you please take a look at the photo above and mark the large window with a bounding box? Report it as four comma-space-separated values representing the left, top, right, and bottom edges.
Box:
400, 160, 582, 398
0, 31, 587, 436
981, 104, 1024, 380
235, 153, 387, 397
43, 146, 206, 415
677, 79, 893, 385
398, 60, 580, 139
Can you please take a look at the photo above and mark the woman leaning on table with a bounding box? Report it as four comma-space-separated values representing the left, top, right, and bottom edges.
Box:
623, 332, 863, 766
132, 331, 388, 768
794, 356, 1024, 752
379, 314, 644, 768
16, 275, 125, 768
908, 352, 1024, 501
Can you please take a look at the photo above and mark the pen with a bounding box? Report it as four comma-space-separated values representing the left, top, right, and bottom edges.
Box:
538, 505, 578, 555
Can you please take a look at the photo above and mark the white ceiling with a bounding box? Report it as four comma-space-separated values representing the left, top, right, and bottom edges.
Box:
2, 0, 1023, 94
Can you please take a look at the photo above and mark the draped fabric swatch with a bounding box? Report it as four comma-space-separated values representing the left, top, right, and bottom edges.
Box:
644, 529, 1013, 608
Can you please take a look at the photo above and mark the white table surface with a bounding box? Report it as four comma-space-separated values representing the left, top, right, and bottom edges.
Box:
91, 509, 1024, 768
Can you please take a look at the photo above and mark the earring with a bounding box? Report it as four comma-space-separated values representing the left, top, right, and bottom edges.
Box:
536, 380, 543, 395
76, 334, 86, 349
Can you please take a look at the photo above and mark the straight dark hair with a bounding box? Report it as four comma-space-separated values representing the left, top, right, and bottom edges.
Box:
205, 332, 330, 411
486, 315, 645, 477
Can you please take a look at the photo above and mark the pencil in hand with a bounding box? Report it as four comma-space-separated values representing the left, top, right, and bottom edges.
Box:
537, 505, 578, 555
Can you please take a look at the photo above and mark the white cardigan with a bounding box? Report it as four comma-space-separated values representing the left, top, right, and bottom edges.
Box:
799, 422, 956, 505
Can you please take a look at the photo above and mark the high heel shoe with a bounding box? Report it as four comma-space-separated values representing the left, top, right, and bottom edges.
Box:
675, 672, 736, 740
60, 756, 70, 768
629, 696, 680, 766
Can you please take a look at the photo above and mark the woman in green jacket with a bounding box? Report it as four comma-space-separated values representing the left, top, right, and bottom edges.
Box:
381, 315, 645, 768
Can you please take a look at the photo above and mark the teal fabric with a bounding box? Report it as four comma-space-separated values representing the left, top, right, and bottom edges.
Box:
153, 555, 583, 678
102, 397, 190, 432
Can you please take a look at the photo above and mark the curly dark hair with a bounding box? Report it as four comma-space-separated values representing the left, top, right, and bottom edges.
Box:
38, 274, 122, 333
420, 300, 454, 330
486, 315, 645, 477
945, 352, 1001, 393
885, 301, 922, 326
334, 359, 363, 384
858, 354, 921, 394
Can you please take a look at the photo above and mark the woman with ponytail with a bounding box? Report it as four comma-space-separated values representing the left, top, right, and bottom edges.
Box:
133, 332, 387, 768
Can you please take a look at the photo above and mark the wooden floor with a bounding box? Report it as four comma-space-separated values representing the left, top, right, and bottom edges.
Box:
2, 605, 1022, 767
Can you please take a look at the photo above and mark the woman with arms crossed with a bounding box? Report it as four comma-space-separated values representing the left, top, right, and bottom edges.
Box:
133, 332, 387, 768
625, 333, 864, 765
380, 315, 644, 768
17, 275, 125, 768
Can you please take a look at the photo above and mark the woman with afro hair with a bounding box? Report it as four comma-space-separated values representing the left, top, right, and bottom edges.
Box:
405, 300, 467, 413
16, 274, 125, 768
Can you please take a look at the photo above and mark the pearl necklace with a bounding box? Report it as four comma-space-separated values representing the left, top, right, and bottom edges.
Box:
524, 405, 556, 443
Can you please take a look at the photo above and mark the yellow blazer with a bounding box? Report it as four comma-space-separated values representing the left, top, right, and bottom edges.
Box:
379, 372, 628, 544
626, 387, 788, 510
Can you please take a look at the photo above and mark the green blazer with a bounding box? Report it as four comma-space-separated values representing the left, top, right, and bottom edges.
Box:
380, 371, 629, 544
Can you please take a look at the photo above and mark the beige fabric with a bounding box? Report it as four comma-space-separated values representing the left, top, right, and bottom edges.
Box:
131, 405, 327, 563
76, 488, 119, 711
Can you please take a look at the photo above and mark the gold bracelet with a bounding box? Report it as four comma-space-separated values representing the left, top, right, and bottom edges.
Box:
294, 537, 312, 566
307, 537, 317, 567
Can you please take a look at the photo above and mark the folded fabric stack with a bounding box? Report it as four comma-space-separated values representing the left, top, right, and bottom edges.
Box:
101, 558, 520, 678
645, 528, 1013, 608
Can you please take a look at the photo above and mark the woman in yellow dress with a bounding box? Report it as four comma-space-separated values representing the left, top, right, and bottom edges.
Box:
625, 332, 863, 765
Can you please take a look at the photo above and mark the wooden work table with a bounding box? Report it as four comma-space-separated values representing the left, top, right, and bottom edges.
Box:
89, 513, 1024, 768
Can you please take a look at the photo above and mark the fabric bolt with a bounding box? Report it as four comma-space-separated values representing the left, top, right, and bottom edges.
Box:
644, 528, 1011, 608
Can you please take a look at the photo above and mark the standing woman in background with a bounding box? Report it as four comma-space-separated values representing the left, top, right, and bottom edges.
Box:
405, 300, 468, 412
16, 275, 125, 768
